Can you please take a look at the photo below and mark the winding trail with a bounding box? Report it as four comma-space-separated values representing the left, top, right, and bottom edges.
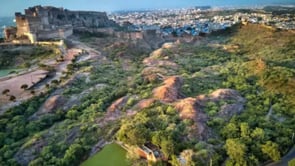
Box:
0, 38, 103, 113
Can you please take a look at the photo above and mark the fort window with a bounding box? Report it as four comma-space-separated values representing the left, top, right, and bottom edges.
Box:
57, 14, 65, 20
69, 14, 76, 19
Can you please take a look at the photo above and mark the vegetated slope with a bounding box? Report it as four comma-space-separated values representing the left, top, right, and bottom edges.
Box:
214, 24, 295, 165
0, 24, 294, 166
228, 24, 295, 103
117, 24, 295, 165
0, 45, 60, 69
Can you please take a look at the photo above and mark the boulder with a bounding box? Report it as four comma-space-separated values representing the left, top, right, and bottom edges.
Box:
39, 95, 66, 114
107, 96, 129, 113
209, 89, 245, 103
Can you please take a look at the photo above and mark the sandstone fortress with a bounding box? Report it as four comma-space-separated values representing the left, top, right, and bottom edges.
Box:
4, 5, 116, 43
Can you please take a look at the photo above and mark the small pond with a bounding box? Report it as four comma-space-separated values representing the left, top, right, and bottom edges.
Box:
0, 69, 20, 78
81, 143, 129, 166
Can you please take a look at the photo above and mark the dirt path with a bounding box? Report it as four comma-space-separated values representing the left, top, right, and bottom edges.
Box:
0, 70, 48, 109
69, 39, 105, 62
0, 38, 103, 113
33, 48, 82, 90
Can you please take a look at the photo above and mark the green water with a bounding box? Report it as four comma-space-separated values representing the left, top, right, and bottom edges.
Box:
81, 143, 129, 166
0, 69, 19, 77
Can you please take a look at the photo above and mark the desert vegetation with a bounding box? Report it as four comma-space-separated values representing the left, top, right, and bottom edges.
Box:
0, 24, 294, 166
0, 45, 60, 70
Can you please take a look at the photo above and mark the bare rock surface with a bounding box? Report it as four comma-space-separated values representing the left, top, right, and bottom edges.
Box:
153, 76, 184, 102
39, 95, 66, 114
175, 97, 209, 139
132, 98, 156, 110
209, 88, 245, 103
14, 138, 46, 166
207, 89, 246, 119
173, 88, 245, 139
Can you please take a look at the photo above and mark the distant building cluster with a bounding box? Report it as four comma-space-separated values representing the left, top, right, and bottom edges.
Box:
4, 5, 116, 43
110, 6, 295, 37
234, 12, 295, 30
2, 5, 294, 43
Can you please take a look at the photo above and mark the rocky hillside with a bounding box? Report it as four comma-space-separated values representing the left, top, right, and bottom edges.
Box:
0, 24, 294, 166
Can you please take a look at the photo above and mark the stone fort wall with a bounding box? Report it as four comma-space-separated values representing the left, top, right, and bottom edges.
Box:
13, 5, 117, 43
37, 26, 73, 41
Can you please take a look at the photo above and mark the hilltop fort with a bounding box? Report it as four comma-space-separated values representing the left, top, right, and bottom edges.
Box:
4, 5, 116, 43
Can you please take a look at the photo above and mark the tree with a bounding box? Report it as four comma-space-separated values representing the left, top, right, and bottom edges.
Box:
251, 127, 265, 140
66, 109, 79, 119
9, 95, 16, 101
28, 158, 44, 166
170, 155, 181, 166
261, 141, 281, 161
288, 158, 295, 166
40, 146, 54, 160
161, 138, 175, 158
172, 31, 177, 37
21, 84, 29, 90
62, 143, 84, 165
45, 84, 50, 89
31, 90, 35, 95
151, 131, 162, 147
225, 139, 247, 165
240, 122, 250, 138
117, 123, 149, 146
2, 89, 10, 95
166, 106, 177, 115
0, 132, 5, 146
222, 123, 239, 138
51, 80, 59, 85
180, 149, 195, 166
67, 64, 74, 71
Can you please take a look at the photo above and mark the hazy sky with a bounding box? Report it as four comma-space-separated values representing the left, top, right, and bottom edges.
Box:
0, 0, 294, 16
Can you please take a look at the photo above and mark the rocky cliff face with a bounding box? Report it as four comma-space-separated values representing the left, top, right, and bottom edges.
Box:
18, 6, 117, 31
48, 10, 117, 28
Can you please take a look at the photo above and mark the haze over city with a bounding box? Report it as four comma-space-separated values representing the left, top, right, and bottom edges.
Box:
0, 0, 295, 16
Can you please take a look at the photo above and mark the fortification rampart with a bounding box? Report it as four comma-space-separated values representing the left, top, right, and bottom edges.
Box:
6, 5, 117, 43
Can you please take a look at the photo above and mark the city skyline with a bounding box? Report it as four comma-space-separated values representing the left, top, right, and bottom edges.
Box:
0, 0, 295, 16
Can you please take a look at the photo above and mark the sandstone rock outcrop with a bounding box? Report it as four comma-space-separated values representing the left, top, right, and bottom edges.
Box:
209, 88, 245, 103
107, 96, 130, 113
173, 89, 245, 139
143, 58, 178, 69
153, 76, 184, 102
196, 88, 246, 119
142, 44, 178, 80
175, 97, 209, 139
133, 99, 156, 110
209, 89, 245, 118
106, 95, 139, 121
38, 95, 66, 115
